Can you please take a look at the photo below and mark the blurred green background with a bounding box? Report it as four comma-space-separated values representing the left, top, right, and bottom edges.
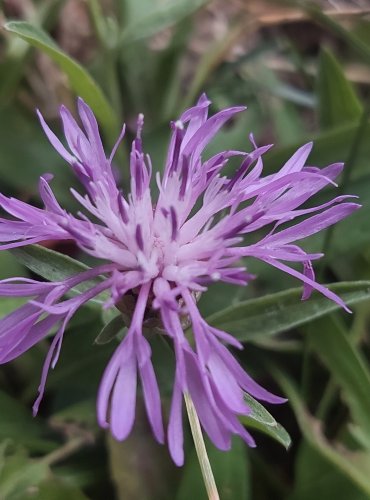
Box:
1, 0, 370, 499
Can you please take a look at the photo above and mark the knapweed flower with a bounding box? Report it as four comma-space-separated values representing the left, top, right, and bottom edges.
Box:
0, 95, 359, 465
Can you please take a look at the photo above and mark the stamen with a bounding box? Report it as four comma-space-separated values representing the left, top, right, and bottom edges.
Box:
130, 150, 144, 198
179, 155, 190, 200
169, 125, 185, 175
222, 221, 247, 240
226, 156, 253, 191
170, 206, 178, 241
109, 125, 126, 164
135, 224, 144, 251
161, 207, 169, 218
117, 192, 129, 224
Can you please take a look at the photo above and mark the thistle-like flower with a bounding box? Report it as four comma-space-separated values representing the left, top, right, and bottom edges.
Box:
0, 95, 359, 465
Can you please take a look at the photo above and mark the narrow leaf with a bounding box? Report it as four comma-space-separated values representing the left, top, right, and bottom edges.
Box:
307, 315, 370, 434
0, 297, 27, 317
274, 368, 370, 497
0, 443, 50, 498
349, 425, 370, 452
11, 244, 90, 283
5, 21, 118, 136
119, 0, 209, 45
0, 390, 56, 452
207, 281, 370, 341
35, 479, 89, 500
10, 245, 108, 307
290, 443, 369, 500
241, 394, 291, 450
94, 315, 126, 345
264, 120, 370, 181
302, 2, 370, 67
317, 48, 362, 129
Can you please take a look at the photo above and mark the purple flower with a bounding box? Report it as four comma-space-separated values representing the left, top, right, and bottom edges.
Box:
0, 95, 359, 465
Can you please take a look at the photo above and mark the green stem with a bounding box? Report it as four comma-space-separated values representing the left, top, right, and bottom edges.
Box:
316, 379, 337, 420
42, 435, 91, 466
184, 393, 219, 500
300, 340, 312, 400
87, 0, 108, 48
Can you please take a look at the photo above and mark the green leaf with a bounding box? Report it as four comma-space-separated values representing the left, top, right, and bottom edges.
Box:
176, 437, 250, 500
324, 176, 370, 256
34, 478, 89, 500
50, 400, 97, 428
10, 245, 108, 307
301, 2, 370, 67
250, 64, 315, 108
0, 391, 55, 453
0, 251, 26, 280
349, 425, 370, 452
264, 120, 370, 182
94, 315, 126, 345
207, 281, 370, 341
0, 105, 73, 201
10, 245, 90, 281
0, 442, 50, 499
306, 315, 370, 434
270, 99, 306, 146
274, 368, 370, 497
119, 0, 209, 45
46, 319, 110, 392
4, 21, 118, 136
289, 443, 369, 500
317, 48, 362, 129
0, 0, 66, 103
0, 298, 27, 317
241, 394, 291, 450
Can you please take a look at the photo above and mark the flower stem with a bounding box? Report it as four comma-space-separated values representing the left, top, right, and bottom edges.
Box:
42, 435, 92, 466
184, 392, 220, 500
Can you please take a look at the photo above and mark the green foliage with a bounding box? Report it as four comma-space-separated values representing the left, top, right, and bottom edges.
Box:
317, 48, 362, 129
5, 21, 119, 137
2, 1, 370, 498
11, 245, 108, 307
10, 245, 92, 283
177, 437, 250, 500
33, 479, 89, 500
0, 392, 55, 452
0, 442, 50, 499
94, 315, 126, 345
264, 119, 370, 179
275, 369, 370, 497
119, 0, 209, 45
289, 444, 369, 500
0, 105, 73, 200
207, 281, 370, 340
307, 315, 370, 434
241, 394, 291, 450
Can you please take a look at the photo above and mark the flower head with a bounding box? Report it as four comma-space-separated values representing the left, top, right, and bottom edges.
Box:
0, 95, 359, 465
